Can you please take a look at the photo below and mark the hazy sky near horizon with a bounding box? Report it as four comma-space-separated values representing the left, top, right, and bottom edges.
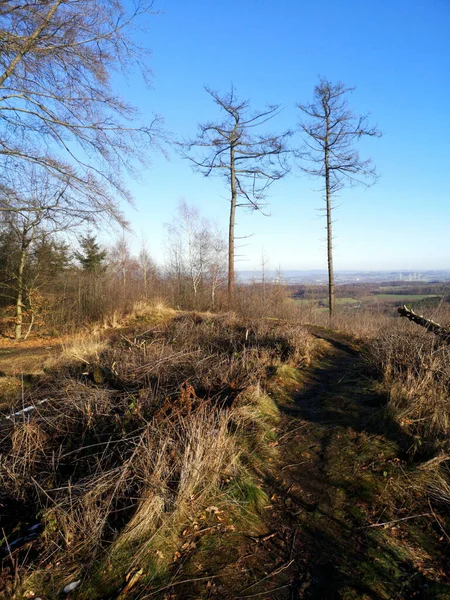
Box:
115, 0, 450, 272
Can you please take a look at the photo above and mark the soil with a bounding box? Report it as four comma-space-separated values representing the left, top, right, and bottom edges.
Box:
0, 339, 62, 376
158, 328, 450, 600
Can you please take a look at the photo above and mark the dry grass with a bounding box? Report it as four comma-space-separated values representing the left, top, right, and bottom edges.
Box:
0, 312, 312, 599
44, 333, 107, 370
0, 376, 22, 410
367, 328, 450, 442
128, 298, 177, 323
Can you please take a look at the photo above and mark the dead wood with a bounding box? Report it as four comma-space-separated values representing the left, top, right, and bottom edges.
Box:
398, 305, 450, 344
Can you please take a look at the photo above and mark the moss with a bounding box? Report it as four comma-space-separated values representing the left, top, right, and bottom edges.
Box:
267, 363, 306, 404
226, 472, 268, 514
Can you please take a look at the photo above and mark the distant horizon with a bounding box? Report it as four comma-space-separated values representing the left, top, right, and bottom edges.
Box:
236, 268, 450, 274
236, 268, 450, 284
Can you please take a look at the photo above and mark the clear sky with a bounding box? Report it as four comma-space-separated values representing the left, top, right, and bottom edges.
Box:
115, 0, 450, 272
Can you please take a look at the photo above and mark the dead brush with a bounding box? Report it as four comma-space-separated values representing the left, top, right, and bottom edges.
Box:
364, 322, 450, 543
1, 312, 313, 598
21, 406, 237, 595
0, 421, 49, 500
100, 314, 300, 409
367, 329, 450, 441
0, 381, 121, 506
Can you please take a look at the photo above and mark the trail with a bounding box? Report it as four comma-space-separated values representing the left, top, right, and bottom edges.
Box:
161, 329, 450, 599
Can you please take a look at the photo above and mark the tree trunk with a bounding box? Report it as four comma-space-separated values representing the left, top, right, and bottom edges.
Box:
143, 268, 147, 298
325, 146, 334, 318
326, 181, 334, 317
228, 140, 237, 306
15, 243, 27, 341
211, 272, 216, 310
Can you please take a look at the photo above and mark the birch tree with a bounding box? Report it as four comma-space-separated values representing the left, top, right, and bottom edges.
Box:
298, 79, 381, 317
182, 87, 291, 305
138, 243, 157, 299
166, 200, 226, 309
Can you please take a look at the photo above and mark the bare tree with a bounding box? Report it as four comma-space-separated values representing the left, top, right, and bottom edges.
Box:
138, 242, 157, 299
108, 231, 135, 290
298, 79, 381, 317
165, 201, 208, 308
182, 86, 291, 305
205, 227, 227, 310
165, 200, 226, 310
1, 172, 78, 339
0, 0, 162, 225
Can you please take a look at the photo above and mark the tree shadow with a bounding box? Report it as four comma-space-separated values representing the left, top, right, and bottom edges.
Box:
271, 330, 450, 599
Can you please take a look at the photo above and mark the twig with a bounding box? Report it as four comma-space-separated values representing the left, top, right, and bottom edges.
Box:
234, 583, 291, 598
281, 461, 308, 471
3, 398, 49, 420
358, 512, 432, 529
278, 423, 308, 442
238, 559, 294, 593
1, 528, 13, 561
141, 575, 217, 597
289, 527, 297, 560
428, 499, 450, 542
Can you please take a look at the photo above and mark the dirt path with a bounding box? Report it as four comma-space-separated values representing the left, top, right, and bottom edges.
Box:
167, 329, 450, 599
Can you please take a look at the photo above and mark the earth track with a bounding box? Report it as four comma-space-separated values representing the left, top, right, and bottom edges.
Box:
158, 328, 450, 599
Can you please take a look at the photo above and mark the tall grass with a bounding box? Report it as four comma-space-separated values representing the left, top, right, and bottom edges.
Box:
368, 328, 450, 443
0, 312, 312, 598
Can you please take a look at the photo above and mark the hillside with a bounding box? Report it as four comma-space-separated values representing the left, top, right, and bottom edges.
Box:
1, 307, 450, 599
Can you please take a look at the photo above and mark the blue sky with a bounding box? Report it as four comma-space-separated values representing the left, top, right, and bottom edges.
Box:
115, 0, 450, 272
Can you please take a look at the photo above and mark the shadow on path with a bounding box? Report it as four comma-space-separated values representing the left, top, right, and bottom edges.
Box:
163, 327, 450, 600
265, 327, 450, 599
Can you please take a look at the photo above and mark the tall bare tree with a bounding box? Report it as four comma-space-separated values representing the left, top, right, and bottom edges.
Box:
298, 79, 381, 317
0, 0, 161, 224
182, 87, 291, 304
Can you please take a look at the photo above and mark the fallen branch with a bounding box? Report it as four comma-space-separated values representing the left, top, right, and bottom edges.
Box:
359, 512, 432, 529
398, 305, 450, 344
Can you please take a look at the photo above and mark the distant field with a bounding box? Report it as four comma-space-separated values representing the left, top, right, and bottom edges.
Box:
365, 294, 440, 302
291, 294, 440, 307
335, 297, 360, 305
291, 297, 359, 304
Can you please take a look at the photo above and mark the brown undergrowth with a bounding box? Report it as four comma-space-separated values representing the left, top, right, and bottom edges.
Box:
0, 312, 314, 599
368, 329, 450, 444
